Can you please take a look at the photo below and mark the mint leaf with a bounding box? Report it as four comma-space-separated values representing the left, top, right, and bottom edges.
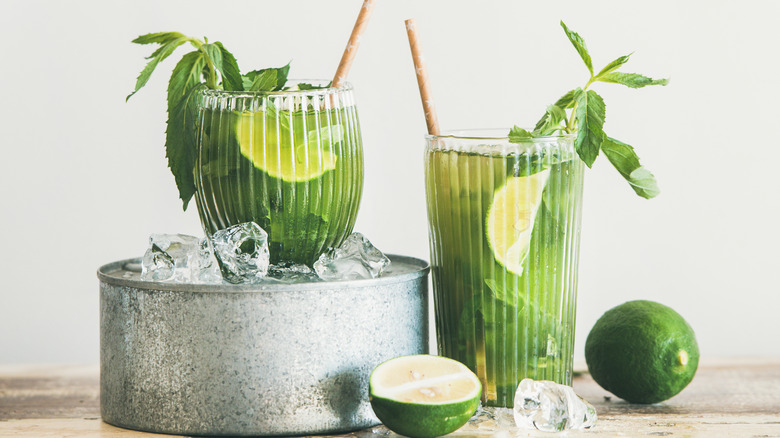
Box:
574, 89, 606, 167
127, 36, 190, 101
560, 21, 593, 76
601, 137, 660, 198
533, 104, 567, 136
485, 278, 523, 308
554, 89, 581, 109
595, 53, 632, 79
200, 42, 243, 91
199, 43, 222, 65
508, 125, 533, 142
297, 81, 331, 90
249, 69, 278, 91
215, 42, 243, 91
132, 32, 187, 45
531, 89, 581, 135
628, 167, 660, 198
597, 72, 669, 88
275, 63, 291, 89
145, 38, 191, 60
165, 51, 207, 209
244, 63, 291, 91
167, 50, 206, 107
165, 84, 204, 210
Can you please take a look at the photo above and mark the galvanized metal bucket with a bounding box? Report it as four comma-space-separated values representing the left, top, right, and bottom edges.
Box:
98, 255, 429, 436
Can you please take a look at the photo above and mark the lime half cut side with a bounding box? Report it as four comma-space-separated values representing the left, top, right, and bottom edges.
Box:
486, 170, 550, 276
235, 111, 339, 182
369, 355, 481, 438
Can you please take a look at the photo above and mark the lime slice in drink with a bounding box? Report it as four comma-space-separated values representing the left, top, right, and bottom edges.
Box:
486, 170, 550, 276
369, 355, 481, 438
235, 112, 340, 182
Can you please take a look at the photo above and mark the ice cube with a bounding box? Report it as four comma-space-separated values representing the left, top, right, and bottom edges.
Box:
191, 238, 222, 283
141, 243, 175, 281
141, 234, 203, 282
313, 233, 390, 281
459, 405, 516, 433
210, 222, 270, 284
265, 262, 320, 284
513, 378, 597, 432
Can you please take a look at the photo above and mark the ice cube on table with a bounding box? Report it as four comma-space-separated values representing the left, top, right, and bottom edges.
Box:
141, 234, 216, 282
457, 405, 516, 434
513, 378, 597, 432
210, 222, 270, 284
313, 233, 390, 281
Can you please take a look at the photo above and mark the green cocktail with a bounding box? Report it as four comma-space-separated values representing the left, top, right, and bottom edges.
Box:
425, 131, 584, 407
194, 83, 364, 265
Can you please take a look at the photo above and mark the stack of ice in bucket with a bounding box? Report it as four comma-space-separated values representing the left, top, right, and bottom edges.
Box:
141, 222, 390, 284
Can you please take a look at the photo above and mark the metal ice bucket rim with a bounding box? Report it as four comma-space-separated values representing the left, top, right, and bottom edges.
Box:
97, 254, 429, 293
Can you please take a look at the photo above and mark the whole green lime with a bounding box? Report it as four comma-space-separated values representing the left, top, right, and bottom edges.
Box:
585, 300, 699, 404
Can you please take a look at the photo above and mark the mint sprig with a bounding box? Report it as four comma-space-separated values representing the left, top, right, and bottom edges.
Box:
511, 21, 668, 199
127, 32, 294, 210
240, 62, 291, 92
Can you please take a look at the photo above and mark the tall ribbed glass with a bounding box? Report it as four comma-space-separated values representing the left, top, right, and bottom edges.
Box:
424, 130, 584, 407
194, 81, 363, 266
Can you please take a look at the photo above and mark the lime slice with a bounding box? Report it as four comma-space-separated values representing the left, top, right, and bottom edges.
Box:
369, 355, 481, 438
235, 111, 340, 182
486, 170, 550, 276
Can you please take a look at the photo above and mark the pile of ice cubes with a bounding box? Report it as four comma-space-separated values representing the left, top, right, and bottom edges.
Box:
140, 222, 390, 285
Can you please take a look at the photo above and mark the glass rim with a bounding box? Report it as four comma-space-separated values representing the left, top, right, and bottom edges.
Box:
425, 128, 575, 142
199, 79, 352, 98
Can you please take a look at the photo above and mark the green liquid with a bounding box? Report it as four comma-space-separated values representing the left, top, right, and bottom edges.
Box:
425, 142, 584, 407
195, 102, 363, 266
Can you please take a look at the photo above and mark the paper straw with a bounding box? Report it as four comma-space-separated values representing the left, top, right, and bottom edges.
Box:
332, 0, 376, 88
405, 18, 440, 136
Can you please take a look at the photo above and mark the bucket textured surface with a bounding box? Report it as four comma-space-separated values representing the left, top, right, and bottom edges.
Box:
98, 255, 429, 436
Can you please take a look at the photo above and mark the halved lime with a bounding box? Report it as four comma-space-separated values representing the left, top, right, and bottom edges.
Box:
369, 355, 481, 438
234, 111, 340, 182
486, 170, 550, 276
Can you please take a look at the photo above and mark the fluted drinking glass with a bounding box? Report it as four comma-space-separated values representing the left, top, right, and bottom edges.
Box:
425, 130, 584, 407
194, 81, 363, 266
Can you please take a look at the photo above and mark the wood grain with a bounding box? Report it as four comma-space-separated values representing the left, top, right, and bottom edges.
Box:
1, 359, 778, 437
0, 365, 99, 421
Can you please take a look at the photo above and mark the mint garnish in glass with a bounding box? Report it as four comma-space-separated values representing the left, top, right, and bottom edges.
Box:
509, 21, 667, 199
125, 32, 315, 209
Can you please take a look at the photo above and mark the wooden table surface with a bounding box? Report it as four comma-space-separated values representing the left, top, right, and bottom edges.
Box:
0, 358, 778, 437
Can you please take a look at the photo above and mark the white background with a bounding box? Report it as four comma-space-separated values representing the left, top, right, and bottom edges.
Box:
1, 0, 778, 364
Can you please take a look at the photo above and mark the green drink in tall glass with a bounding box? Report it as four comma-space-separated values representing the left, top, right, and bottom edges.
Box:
195, 82, 363, 266
425, 130, 584, 407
